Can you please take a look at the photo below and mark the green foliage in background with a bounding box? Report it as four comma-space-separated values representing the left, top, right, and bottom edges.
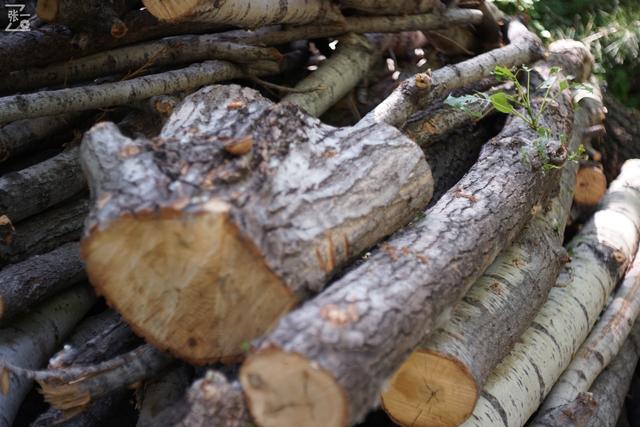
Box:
493, 0, 640, 107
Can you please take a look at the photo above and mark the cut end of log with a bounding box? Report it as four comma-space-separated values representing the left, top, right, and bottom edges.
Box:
36, 0, 59, 22
81, 201, 296, 364
241, 349, 348, 427
141, 0, 200, 22
110, 19, 129, 38
381, 350, 478, 427
574, 165, 607, 206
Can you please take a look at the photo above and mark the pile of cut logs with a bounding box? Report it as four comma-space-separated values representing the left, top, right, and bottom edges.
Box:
1, 1, 640, 426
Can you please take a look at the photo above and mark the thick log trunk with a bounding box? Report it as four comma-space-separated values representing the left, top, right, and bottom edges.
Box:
80, 84, 432, 363
136, 364, 192, 427
141, 0, 342, 27
382, 64, 601, 427
0, 286, 96, 427
585, 322, 640, 427
0, 197, 88, 266
0, 147, 85, 223
532, 393, 597, 427
0, 242, 85, 321
536, 238, 640, 414
240, 55, 576, 427
36, 0, 139, 36
464, 159, 640, 427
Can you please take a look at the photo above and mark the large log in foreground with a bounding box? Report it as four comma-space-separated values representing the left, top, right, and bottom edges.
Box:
382, 46, 601, 427
80, 84, 432, 363
464, 159, 640, 427
240, 53, 575, 426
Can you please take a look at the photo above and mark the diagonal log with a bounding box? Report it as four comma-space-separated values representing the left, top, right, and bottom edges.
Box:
464, 159, 640, 427
80, 84, 432, 363
532, 393, 597, 427
240, 52, 576, 427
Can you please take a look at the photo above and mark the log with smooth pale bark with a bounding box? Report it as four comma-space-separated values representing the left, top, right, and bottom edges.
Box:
0, 146, 85, 223
0, 242, 85, 321
141, 0, 343, 27
80, 84, 432, 363
584, 322, 640, 427
536, 241, 640, 415
463, 159, 640, 427
240, 55, 576, 427
0, 197, 88, 266
0, 286, 96, 427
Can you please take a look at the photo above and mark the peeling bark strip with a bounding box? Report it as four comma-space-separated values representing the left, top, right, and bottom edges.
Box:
240, 55, 575, 427
80, 84, 432, 363
141, 0, 343, 26
0, 59, 279, 124
0, 147, 85, 223
0, 197, 88, 266
282, 34, 388, 118
532, 393, 597, 427
537, 235, 640, 413
585, 322, 640, 427
0, 242, 85, 321
3, 37, 282, 94
338, 0, 442, 15
464, 160, 640, 427
364, 20, 544, 128
0, 286, 95, 427
383, 54, 601, 427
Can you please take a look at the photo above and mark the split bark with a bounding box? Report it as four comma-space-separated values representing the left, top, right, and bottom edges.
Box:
0, 146, 85, 223
0, 242, 85, 321
536, 238, 640, 413
141, 0, 343, 27
0, 286, 96, 427
585, 322, 640, 427
80, 84, 432, 363
463, 159, 640, 427
0, 59, 279, 124
0, 197, 88, 266
240, 54, 576, 427
363, 20, 544, 128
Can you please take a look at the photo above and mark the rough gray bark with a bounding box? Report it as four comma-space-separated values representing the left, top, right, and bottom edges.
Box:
0, 198, 88, 266
363, 19, 544, 127
137, 364, 192, 427
0, 242, 85, 321
80, 83, 432, 363
0, 113, 80, 162
0, 286, 96, 427
2, 37, 282, 93
532, 393, 597, 427
0, 59, 279, 124
141, 0, 343, 27
240, 56, 576, 426
0, 147, 85, 223
586, 323, 640, 427
338, 0, 443, 15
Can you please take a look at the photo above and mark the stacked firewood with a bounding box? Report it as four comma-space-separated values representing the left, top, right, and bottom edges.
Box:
2, 1, 640, 426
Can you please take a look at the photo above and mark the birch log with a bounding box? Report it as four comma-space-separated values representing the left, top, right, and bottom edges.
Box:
382, 57, 601, 427
80, 84, 432, 363
240, 54, 576, 427
0, 146, 85, 223
141, 0, 343, 27
0, 242, 85, 321
536, 238, 640, 414
463, 159, 640, 427
0, 286, 96, 427
532, 393, 597, 427
585, 322, 640, 427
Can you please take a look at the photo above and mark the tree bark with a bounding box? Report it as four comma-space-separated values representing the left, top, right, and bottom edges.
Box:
136, 364, 192, 427
537, 239, 640, 414
381, 67, 602, 427
531, 393, 597, 427
80, 84, 432, 363
463, 159, 640, 427
0, 198, 88, 266
585, 322, 640, 427
141, 0, 343, 27
338, 0, 443, 15
0, 147, 86, 223
363, 20, 544, 128
0, 242, 85, 321
240, 55, 576, 427
36, 0, 139, 36
0, 286, 96, 427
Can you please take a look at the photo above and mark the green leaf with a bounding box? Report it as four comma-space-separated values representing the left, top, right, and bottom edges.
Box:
489, 92, 516, 114
493, 65, 516, 81
444, 94, 486, 118
559, 79, 569, 91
